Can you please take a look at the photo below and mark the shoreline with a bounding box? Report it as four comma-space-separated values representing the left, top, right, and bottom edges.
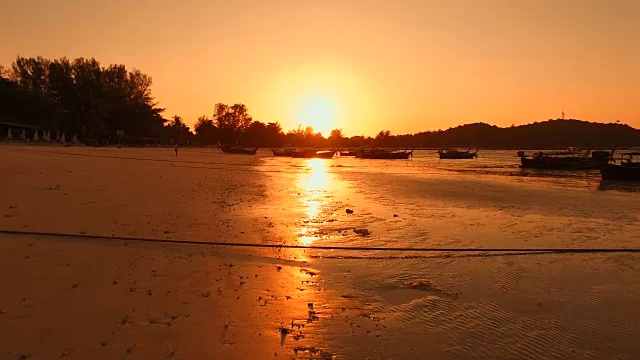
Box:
1, 145, 639, 359
3, 141, 636, 151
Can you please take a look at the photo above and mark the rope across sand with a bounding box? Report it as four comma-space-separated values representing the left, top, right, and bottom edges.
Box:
2, 229, 638, 254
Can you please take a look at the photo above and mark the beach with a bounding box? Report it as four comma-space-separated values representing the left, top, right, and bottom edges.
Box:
1, 145, 639, 359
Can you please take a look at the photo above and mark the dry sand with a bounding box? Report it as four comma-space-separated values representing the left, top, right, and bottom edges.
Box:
1, 145, 639, 360
0, 145, 344, 360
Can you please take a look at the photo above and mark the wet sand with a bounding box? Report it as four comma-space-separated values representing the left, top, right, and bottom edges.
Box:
1, 145, 639, 359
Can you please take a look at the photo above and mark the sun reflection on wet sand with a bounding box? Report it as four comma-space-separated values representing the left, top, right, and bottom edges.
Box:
297, 227, 319, 246
296, 159, 333, 245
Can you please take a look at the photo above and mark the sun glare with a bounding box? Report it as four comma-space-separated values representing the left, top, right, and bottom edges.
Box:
267, 62, 373, 135
296, 159, 331, 245
296, 95, 339, 136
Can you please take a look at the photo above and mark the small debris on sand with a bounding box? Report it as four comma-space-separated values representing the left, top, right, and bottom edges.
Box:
403, 280, 441, 292
345, 209, 354, 214
300, 269, 317, 276
341, 294, 359, 299
353, 228, 371, 236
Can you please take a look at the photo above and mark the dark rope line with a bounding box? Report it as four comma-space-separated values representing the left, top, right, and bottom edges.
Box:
0, 146, 536, 177
0, 146, 408, 175
2, 147, 333, 174
0, 146, 264, 168
1, 229, 638, 254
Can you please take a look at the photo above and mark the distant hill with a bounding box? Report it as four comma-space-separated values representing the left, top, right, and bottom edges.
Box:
394, 119, 640, 149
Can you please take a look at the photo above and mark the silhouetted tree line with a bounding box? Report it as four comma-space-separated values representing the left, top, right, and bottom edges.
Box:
1, 56, 166, 142
387, 120, 640, 149
2, 56, 639, 149
196, 118, 640, 150
193, 103, 284, 147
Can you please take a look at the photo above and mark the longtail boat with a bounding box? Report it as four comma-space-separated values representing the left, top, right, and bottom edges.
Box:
339, 150, 357, 157
600, 152, 640, 181
292, 150, 335, 159
272, 148, 297, 157
355, 148, 413, 159
517, 148, 611, 170
272, 148, 335, 158
219, 143, 257, 155
438, 148, 478, 159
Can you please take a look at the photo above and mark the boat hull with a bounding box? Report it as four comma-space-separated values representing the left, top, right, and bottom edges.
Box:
600, 164, 640, 181
220, 146, 257, 155
272, 148, 300, 157
356, 151, 413, 159
313, 151, 336, 159
291, 151, 335, 159
273, 149, 335, 158
439, 153, 477, 159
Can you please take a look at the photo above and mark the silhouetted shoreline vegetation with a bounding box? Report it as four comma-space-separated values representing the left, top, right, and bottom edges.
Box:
1, 56, 639, 149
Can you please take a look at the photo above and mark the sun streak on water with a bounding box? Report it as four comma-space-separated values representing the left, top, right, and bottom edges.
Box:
297, 159, 332, 245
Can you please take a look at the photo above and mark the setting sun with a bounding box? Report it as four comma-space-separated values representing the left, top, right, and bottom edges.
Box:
296, 95, 339, 136
262, 61, 375, 136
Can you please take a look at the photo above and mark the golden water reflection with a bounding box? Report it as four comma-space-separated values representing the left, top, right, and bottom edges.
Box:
296, 159, 333, 245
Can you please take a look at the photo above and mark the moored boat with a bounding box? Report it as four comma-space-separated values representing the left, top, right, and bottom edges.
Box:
291, 150, 335, 159
517, 148, 611, 170
272, 148, 335, 158
355, 148, 413, 159
272, 148, 297, 157
219, 143, 257, 155
600, 152, 640, 181
438, 148, 478, 159
339, 150, 357, 157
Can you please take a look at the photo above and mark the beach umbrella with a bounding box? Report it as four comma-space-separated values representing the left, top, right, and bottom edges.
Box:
60, 133, 66, 143
33, 130, 39, 142
6, 128, 12, 140
71, 134, 78, 144
19, 129, 26, 140
56, 131, 60, 141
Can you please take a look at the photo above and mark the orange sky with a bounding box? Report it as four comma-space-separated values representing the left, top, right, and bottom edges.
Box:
1, 0, 639, 136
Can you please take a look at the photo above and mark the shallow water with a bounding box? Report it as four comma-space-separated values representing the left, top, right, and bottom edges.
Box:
2, 145, 638, 359
254, 149, 640, 359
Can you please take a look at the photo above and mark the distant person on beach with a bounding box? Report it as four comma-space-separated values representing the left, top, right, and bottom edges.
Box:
174, 145, 178, 156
